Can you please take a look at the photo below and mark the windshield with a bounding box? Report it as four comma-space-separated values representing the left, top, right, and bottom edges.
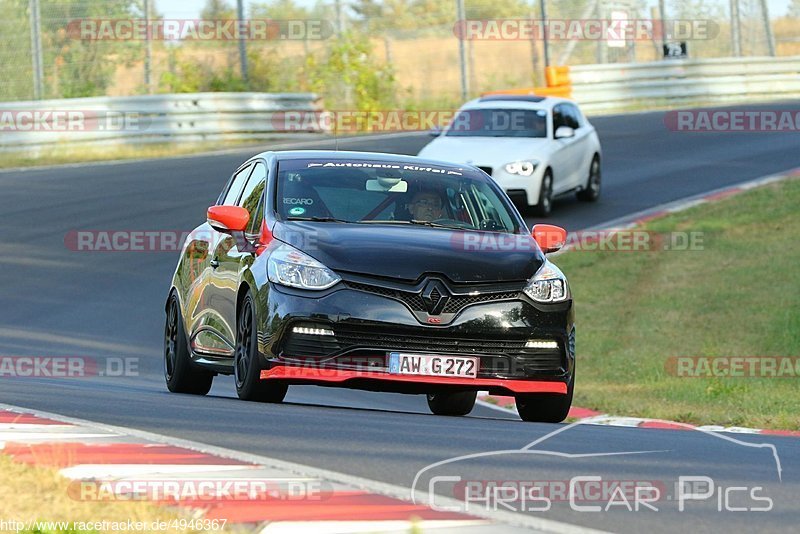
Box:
276, 159, 521, 233
445, 108, 548, 138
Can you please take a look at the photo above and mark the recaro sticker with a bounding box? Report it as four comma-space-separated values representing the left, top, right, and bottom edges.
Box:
284, 198, 314, 205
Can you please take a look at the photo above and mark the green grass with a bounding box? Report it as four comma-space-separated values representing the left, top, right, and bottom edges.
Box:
0, 138, 290, 170
556, 177, 800, 430
0, 454, 205, 534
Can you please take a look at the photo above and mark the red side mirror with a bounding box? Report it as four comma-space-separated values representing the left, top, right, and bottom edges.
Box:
207, 205, 249, 233
532, 224, 567, 254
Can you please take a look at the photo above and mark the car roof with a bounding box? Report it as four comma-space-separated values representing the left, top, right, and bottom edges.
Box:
459, 95, 575, 111
251, 150, 479, 172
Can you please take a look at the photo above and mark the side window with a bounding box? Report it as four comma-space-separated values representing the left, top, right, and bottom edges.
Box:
552, 105, 566, 134
468, 184, 515, 232
564, 105, 581, 129
220, 163, 253, 206
239, 162, 267, 234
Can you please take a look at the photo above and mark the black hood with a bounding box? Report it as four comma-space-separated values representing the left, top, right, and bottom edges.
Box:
272, 221, 544, 283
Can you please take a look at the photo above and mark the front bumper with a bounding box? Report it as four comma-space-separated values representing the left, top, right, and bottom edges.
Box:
260, 366, 567, 395
478, 165, 546, 206
257, 279, 575, 395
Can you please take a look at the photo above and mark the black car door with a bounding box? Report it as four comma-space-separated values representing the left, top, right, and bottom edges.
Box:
192, 162, 253, 356
209, 161, 267, 349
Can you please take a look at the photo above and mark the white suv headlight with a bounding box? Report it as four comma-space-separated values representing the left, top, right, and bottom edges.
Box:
504, 160, 539, 176
523, 260, 569, 303
268, 243, 341, 290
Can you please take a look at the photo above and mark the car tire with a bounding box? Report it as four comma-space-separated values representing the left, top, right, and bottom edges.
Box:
427, 391, 477, 416
534, 169, 553, 217
576, 155, 601, 202
164, 294, 214, 395
515, 374, 574, 423
235, 293, 288, 403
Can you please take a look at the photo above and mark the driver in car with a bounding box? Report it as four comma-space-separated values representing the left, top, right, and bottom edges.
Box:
407, 190, 444, 222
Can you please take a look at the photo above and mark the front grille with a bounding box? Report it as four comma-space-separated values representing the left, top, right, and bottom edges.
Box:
478, 166, 493, 176
346, 281, 519, 316
441, 291, 520, 313
279, 324, 564, 375
282, 333, 342, 358
334, 329, 526, 354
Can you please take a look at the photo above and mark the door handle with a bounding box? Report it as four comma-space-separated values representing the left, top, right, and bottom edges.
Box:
210, 259, 220, 269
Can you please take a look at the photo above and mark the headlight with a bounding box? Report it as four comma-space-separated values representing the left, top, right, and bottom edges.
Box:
523, 260, 569, 303
268, 243, 341, 290
504, 160, 538, 176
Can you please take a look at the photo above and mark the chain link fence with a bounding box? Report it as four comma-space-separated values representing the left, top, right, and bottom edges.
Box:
1, 0, 798, 107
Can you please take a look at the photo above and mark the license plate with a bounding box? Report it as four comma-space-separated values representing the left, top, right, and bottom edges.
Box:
388, 352, 478, 378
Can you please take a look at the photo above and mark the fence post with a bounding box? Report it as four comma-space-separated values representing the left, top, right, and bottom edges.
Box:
236, 0, 249, 84
758, 0, 776, 56
730, 0, 742, 57
456, 0, 469, 101
144, 0, 153, 93
28, 0, 44, 99
539, 0, 550, 68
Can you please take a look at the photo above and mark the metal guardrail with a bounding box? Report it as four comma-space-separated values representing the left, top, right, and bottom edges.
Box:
3, 57, 799, 153
0, 92, 324, 151
570, 56, 800, 114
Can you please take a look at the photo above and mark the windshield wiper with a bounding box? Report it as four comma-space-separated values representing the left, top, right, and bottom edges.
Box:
286, 216, 351, 223
364, 219, 466, 230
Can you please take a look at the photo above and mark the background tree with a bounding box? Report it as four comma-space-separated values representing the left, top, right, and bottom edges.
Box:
42, 0, 140, 98
200, 0, 236, 20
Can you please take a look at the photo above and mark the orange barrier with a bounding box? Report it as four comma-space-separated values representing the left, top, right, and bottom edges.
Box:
545, 65, 571, 88
481, 65, 572, 99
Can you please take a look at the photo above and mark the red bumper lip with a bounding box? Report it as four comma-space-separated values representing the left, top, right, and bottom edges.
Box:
260, 366, 568, 394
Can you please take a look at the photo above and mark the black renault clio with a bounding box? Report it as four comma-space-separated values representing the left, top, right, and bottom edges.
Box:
165, 150, 575, 422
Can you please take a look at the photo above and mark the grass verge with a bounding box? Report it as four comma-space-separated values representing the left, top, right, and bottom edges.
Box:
557, 177, 800, 430
0, 454, 208, 533
0, 137, 307, 170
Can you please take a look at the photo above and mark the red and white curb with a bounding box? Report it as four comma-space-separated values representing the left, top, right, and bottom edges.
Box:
477, 396, 800, 438
0, 403, 604, 534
